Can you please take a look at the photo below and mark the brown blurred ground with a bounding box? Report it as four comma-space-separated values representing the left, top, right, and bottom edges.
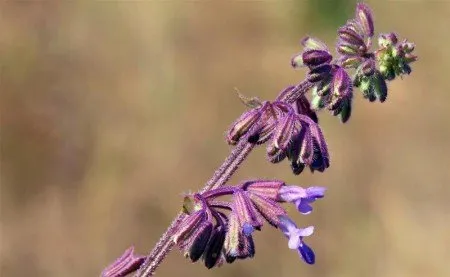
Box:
1, 1, 449, 277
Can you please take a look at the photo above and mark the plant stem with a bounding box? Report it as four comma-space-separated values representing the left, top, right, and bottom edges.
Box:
134, 79, 311, 277
134, 138, 254, 277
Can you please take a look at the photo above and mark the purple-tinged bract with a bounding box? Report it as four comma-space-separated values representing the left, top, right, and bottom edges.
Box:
101, 247, 145, 277
356, 2, 375, 37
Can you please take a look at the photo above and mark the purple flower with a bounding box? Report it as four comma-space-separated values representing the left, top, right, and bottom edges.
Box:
278, 215, 315, 264
278, 185, 326, 214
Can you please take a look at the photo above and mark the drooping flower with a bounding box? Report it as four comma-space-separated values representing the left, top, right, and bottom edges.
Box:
175, 181, 326, 268
278, 215, 316, 264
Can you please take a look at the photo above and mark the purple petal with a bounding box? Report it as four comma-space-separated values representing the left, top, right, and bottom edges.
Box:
298, 242, 315, 264
278, 185, 307, 202
305, 186, 326, 199
295, 199, 313, 215
242, 223, 255, 236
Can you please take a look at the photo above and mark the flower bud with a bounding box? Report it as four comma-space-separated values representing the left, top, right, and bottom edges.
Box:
372, 71, 388, 102
332, 67, 352, 97
356, 3, 374, 37
338, 98, 352, 123
307, 64, 332, 83
378, 32, 398, 48
173, 210, 206, 244
360, 59, 376, 76
359, 77, 376, 102
291, 52, 305, 69
295, 95, 318, 123
311, 94, 327, 110
299, 130, 314, 165
273, 112, 297, 151
379, 64, 395, 81
203, 225, 226, 269
224, 212, 240, 257
339, 55, 363, 68
400, 41, 415, 53
236, 233, 255, 259
310, 139, 329, 172
345, 19, 365, 37
302, 49, 332, 68
227, 108, 262, 145
187, 221, 213, 262
224, 212, 255, 260
337, 42, 364, 56
301, 36, 328, 51
291, 161, 305, 175
404, 53, 417, 63
266, 143, 287, 163
338, 26, 366, 48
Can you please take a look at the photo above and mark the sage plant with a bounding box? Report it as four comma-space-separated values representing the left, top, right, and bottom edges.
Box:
101, 3, 416, 277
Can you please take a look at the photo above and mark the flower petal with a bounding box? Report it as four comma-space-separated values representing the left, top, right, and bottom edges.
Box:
295, 199, 313, 215
298, 226, 314, 237
298, 242, 315, 264
288, 234, 302, 250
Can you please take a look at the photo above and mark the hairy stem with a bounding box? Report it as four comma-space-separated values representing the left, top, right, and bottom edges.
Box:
134, 138, 254, 277
134, 79, 311, 277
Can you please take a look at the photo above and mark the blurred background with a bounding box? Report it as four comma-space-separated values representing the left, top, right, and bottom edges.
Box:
1, 1, 449, 277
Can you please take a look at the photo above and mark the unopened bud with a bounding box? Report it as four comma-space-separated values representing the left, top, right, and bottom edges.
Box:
356, 2, 374, 37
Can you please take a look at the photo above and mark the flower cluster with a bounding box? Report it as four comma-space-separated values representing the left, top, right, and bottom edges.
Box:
227, 98, 329, 174
173, 180, 325, 268
292, 36, 354, 123
289, 3, 416, 123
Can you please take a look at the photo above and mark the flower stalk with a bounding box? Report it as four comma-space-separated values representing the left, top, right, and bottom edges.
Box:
101, 3, 417, 277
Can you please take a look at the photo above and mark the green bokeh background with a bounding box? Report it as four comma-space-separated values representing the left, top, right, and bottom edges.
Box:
1, 1, 449, 277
